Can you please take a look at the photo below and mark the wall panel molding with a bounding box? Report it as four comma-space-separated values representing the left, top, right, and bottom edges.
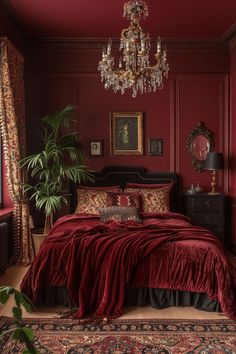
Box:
229, 187, 236, 195
25, 72, 101, 78
25, 43, 231, 195
25, 39, 230, 76
222, 75, 230, 194
230, 201, 236, 251
217, 77, 230, 193
35, 37, 228, 50
170, 79, 180, 173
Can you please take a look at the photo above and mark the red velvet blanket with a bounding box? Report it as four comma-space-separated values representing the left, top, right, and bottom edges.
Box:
20, 212, 236, 319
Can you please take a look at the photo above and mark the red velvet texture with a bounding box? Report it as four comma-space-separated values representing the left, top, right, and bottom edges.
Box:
20, 213, 236, 319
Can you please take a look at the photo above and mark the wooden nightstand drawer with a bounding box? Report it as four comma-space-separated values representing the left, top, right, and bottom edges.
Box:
191, 213, 223, 226
191, 197, 223, 211
184, 193, 226, 244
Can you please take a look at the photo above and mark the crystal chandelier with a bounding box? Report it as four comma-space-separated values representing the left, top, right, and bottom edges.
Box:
98, 0, 169, 98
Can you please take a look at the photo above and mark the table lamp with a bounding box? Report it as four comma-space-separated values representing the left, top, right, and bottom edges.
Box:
204, 152, 224, 195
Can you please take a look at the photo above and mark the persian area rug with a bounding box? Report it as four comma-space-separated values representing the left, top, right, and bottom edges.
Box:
0, 317, 236, 353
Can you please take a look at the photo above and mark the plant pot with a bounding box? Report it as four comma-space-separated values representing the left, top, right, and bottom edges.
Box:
31, 229, 48, 256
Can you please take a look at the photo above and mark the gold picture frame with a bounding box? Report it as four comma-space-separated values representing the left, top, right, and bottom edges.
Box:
110, 112, 143, 155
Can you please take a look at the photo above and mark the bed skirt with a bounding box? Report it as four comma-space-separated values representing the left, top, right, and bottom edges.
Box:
37, 287, 221, 313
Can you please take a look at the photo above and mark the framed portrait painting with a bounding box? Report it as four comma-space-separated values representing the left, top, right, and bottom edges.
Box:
89, 140, 103, 156
110, 112, 143, 155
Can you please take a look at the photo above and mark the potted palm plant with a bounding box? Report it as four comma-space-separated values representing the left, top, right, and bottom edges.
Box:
21, 105, 92, 253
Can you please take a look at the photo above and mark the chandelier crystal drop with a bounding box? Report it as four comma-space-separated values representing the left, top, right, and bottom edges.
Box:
98, 0, 169, 98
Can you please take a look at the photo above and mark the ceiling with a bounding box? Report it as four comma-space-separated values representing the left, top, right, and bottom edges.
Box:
4, 0, 236, 40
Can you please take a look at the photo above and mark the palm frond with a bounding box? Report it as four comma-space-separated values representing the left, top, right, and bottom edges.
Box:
63, 166, 93, 183
42, 105, 75, 137
19, 105, 93, 230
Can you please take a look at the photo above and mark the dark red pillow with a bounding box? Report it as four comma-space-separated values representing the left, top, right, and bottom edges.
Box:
107, 191, 140, 208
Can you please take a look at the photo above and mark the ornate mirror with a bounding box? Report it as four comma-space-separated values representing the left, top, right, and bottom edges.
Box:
187, 121, 214, 172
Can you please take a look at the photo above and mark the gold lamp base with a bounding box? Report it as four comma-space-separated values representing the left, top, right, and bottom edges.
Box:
205, 152, 224, 195
208, 169, 220, 195
208, 191, 221, 195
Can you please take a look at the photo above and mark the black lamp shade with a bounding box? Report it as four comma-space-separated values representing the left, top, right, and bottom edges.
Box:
204, 152, 224, 170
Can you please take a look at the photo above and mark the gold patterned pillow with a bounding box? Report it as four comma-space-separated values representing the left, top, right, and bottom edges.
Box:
140, 188, 170, 212
75, 186, 121, 215
125, 187, 170, 213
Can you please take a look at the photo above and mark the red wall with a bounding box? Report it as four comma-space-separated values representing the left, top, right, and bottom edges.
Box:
25, 42, 230, 196
0, 2, 26, 51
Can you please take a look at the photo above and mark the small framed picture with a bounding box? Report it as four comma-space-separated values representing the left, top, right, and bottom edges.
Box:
89, 140, 103, 156
148, 138, 164, 156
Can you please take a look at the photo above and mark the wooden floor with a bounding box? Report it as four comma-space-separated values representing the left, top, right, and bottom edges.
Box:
0, 265, 227, 320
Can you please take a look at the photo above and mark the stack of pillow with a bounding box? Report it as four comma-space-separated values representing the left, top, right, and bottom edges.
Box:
75, 182, 173, 223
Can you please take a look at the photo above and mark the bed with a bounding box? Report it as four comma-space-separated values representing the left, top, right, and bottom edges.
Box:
20, 166, 236, 319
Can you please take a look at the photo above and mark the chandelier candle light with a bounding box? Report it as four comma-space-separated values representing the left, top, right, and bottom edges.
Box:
98, 0, 169, 97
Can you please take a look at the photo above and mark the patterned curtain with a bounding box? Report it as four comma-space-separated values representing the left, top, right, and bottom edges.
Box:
0, 37, 34, 266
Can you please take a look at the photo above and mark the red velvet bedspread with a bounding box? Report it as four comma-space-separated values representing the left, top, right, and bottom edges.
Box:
20, 212, 236, 319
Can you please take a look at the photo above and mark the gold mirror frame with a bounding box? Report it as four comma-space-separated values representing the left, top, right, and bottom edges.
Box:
187, 121, 214, 172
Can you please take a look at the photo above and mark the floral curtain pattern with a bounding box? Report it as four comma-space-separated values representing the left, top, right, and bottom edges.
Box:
0, 37, 34, 267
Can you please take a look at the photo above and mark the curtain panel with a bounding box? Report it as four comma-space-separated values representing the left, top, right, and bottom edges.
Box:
0, 37, 34, 267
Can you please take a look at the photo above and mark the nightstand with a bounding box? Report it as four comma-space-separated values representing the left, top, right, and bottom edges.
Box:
184, 193, 225, 243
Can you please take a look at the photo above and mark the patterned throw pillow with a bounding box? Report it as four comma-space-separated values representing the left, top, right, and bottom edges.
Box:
125, 186, 171, 213
106, 192, 140, 208
100, 206, 141, 223
75, 186, 120, 215
140, 188, 170, 213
